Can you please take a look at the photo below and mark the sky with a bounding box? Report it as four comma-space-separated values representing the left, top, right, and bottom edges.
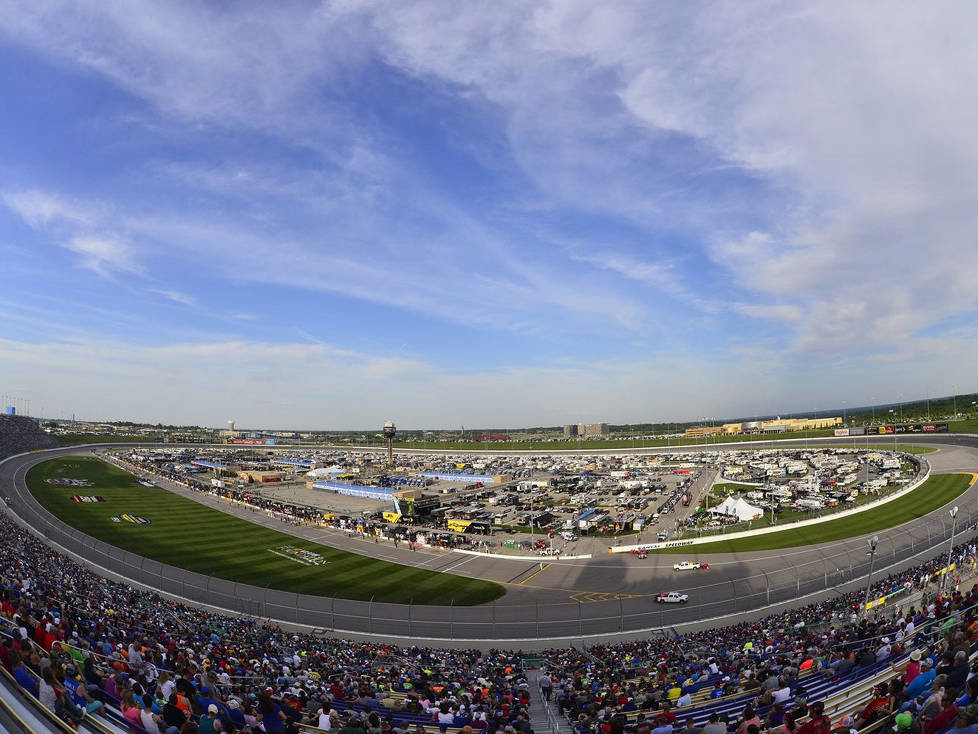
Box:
1, 2, 978, 430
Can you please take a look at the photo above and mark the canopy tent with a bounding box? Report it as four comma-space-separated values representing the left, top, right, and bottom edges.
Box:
711, 495, 763, 522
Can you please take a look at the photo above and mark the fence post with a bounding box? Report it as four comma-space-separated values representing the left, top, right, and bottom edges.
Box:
368, 596, 374, 633
450, 599, 454, 640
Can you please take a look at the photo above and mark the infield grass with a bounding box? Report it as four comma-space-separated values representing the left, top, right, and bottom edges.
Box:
663, 473, 974, 554
26, 457, 504, 605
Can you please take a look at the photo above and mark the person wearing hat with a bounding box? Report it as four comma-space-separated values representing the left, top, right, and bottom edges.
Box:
199, 703, 224, 734
894, 713, 914, 732
894, 650, 923, 686
796, 702, 830, 734
855, 684, 893, 729
904, 659, 937, 702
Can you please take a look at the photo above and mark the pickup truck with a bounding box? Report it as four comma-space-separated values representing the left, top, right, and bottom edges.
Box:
673, 561, 709, 571
656, 592, 689, 604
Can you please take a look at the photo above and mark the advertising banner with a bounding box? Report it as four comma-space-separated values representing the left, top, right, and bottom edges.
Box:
834, 429, 850, 437
850, 427, 866, 436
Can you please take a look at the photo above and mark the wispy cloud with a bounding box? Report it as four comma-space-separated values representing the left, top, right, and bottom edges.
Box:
64, 236, 141, 276
150, 288, 196, 306
3, 189, 94, 228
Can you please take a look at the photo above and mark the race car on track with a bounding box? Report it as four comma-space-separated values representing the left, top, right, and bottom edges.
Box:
656, 592, 689, 604
673, 561, 709, 571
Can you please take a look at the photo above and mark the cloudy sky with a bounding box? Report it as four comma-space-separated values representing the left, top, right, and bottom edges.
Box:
1, 2, 976, 429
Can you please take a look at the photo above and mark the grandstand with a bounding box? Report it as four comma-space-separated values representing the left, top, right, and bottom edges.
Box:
0, 415, 56, 462
2, 492, 978, 733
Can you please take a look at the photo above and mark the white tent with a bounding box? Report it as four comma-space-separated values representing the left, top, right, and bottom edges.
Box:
306, 466, 344, 479
711, 496, 763, 522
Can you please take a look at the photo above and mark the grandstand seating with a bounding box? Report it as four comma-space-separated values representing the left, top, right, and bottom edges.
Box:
0, 415, 56, 462
3, 474, 978, 734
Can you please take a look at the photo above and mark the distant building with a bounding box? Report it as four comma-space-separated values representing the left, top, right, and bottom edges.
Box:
685, 426, 720, 438
761, 417, 842, 431
577, 422, 610, 438
563, 424, 578, 438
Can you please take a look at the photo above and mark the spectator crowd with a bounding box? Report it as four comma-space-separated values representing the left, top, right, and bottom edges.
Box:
2, 502, 978, 734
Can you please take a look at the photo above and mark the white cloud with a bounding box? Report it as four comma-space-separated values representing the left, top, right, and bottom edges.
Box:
150, 289, 196, 306
3, 189, 94, 228
65, 236, 142, 276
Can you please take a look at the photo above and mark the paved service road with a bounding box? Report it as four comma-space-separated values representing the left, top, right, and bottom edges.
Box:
2, 435, 977, 645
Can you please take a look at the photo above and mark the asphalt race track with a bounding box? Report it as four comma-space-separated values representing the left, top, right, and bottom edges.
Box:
2, 435, 977, 646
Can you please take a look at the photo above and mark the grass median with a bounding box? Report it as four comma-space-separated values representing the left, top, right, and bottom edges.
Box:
26, 457, 504, 605
662, 473, 974, 554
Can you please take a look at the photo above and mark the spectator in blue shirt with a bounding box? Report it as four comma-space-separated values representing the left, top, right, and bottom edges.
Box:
904, 659, 936, 700
10, 652, 38, 698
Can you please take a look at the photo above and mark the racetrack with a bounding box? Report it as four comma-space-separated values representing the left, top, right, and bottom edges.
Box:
2, 434, 977, 646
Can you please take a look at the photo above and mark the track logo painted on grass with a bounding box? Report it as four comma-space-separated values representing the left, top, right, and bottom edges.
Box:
268, 546, 328, 566
46, 478, 94, 487
71, 495, 106, 503
109, 514, 152, 525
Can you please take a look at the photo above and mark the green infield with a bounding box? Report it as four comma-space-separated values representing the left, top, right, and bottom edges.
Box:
664, 473, 974, 554
26, 457, 504, 605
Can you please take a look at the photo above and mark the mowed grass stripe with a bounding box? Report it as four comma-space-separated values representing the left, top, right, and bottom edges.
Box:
666, 473, 972, 554
27, 457, 503, 605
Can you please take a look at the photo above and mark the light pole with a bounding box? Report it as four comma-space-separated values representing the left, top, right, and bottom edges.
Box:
941, 506, 959, 594
862, 535, 879, 617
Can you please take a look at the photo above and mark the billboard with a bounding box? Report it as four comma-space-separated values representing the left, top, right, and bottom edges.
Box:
849, 427, 866, 436
834, 429, 850, 437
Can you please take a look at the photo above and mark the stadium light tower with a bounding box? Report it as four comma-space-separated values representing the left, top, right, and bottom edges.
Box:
941, 506, 959, 594
861, 535, 879, 618
383, 420, 397, 465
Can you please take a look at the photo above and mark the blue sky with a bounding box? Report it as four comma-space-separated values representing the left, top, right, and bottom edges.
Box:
1, 2, 977, 429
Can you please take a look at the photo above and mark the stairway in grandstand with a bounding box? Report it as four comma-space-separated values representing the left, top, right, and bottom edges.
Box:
0, 666, 129, 734
529, 668, 575, 734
